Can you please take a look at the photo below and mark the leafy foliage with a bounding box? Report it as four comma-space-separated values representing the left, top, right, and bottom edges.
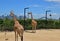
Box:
0, 19, 60, 31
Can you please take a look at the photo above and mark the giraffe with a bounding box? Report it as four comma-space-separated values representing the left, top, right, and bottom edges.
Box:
28, 12, 37, 33
10, 11, 24, 41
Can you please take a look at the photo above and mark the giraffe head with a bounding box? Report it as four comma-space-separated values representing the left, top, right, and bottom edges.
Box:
10, 10, 17, 21
10, 10, 14, 17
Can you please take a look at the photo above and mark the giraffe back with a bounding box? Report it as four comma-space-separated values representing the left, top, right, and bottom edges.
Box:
14, 21, 24, 30
32, 20, 37, 26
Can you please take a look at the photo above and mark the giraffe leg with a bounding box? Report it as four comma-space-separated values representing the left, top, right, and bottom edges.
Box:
17, 29, 24, 41
18, 32, 23, 41
15, 31, 17, 41
32, 26, 33, 32
34, 26, 36, 33
20, 32, 23, 41
16, 32, 18, 41
20, 35, 23, 41
32, 26, 34, 32
18, 30, 23, 41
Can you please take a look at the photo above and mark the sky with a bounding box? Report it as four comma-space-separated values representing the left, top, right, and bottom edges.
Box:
0, 0, 60, 19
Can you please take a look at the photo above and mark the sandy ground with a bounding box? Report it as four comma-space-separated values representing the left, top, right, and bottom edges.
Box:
0, 29, 60, 41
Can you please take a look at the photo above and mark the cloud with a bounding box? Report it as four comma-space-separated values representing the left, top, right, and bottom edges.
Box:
45, 0, 60, 2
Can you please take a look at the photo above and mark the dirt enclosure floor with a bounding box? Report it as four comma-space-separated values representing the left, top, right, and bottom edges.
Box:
0, 29, 60, 41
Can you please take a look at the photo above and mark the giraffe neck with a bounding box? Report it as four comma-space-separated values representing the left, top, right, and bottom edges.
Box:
13, 16, 17, 22
13, 16, 20, 25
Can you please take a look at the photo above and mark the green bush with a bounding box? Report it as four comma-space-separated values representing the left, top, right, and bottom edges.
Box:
0, 19, 60, 31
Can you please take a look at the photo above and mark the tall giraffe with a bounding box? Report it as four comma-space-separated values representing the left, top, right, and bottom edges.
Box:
28, 12, 37, 33
10, 11, 24, 41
